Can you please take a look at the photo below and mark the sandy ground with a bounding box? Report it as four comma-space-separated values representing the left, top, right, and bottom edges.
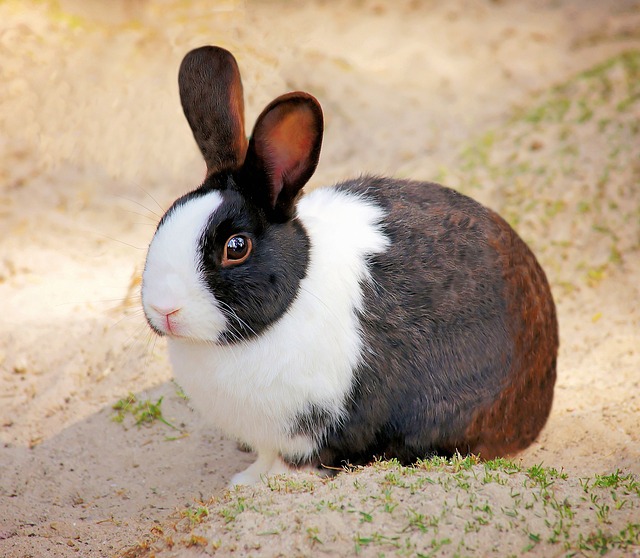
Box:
1, 0, 639, 556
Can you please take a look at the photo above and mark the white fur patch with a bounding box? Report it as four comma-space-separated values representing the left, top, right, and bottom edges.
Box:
155, 186, 389, 482
142, 191, 227, 340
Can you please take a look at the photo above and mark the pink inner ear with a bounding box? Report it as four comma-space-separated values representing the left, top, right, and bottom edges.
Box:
263, 108, 316, 195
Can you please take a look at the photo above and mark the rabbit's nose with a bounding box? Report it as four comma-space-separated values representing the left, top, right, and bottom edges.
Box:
150, 305, 182, 317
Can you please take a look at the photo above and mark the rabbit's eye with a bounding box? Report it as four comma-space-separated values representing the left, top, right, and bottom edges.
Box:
222, 234, 252, 267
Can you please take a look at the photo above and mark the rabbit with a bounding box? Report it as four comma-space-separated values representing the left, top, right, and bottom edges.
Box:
141, 46, 558, 486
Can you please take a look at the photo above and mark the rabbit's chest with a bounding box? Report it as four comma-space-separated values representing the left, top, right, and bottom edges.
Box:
166, 290, 362, 454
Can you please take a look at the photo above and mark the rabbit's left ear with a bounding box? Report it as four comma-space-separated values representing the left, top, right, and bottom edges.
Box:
178, 46, 248, 176
241, 92, 323, 222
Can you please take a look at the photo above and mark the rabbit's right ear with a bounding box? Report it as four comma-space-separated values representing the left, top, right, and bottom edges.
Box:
178, 46, 248, 176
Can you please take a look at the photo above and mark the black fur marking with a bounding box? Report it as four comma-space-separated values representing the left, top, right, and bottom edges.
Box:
197, 185, 310, 343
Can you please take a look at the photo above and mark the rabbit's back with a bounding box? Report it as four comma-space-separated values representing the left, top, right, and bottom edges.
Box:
310, 176, 558, 466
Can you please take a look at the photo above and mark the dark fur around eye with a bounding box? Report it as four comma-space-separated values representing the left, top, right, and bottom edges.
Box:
198, 188, 310, 343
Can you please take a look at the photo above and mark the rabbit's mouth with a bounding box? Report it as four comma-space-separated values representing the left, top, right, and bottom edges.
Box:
157, 307, 182, 337
143, 305, 182, 338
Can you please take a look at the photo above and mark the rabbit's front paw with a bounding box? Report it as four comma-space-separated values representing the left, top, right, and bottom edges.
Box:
229, 450, 290, 487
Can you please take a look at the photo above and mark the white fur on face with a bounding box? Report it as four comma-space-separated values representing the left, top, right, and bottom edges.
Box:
165, 186, 389, 478
141, 190, 226, 340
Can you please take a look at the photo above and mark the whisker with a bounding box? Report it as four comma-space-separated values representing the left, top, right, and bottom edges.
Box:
52, 297, 139, 308
118, 208, 160, 223
143, 329, 160, 371
100, 316, 154, 377
109, 310, 144, 331
114, 193, 163, 220
89, 231, 147, 251
138, 185, 165, 214
216, 299, 258, 339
